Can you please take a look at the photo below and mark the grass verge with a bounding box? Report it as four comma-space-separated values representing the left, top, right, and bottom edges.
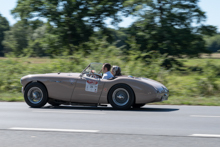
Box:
153, 96, 220, 106
0, 93, 23, 102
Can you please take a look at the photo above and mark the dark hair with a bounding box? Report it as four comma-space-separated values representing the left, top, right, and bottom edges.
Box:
112, 66, 122, 76
103, 63, 111, 71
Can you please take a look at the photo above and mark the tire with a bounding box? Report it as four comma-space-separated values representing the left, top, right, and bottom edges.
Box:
133, 103, 146, 109
24, 82, 48, 108
108, 84, 134, 110
48, 100, 61, 107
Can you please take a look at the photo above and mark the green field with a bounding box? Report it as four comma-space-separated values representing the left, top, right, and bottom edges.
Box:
0, 55, 220, 106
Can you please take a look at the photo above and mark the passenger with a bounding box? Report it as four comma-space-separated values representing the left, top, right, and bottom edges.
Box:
111, 65, 122, 77
102, 63, 114, 80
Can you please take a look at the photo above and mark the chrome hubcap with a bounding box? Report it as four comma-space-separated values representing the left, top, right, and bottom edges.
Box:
117, 94, 124, 99
112, 88, 129, 106
27, 87, 43, 104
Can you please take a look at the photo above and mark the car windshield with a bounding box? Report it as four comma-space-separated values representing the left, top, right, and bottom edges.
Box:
82, 63, 103, 75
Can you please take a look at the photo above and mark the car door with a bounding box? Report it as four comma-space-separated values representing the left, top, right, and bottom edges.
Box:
46, 77, 77, 102
71, 75, 105, 103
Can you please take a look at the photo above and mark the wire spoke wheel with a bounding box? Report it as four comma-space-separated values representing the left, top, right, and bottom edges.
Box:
112, 88, 129, 106
108, 84, 134, 110
24, 82, 48, 108
27, 87, 43, 104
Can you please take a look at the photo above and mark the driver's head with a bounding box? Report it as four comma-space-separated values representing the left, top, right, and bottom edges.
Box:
102, 63, 111, 73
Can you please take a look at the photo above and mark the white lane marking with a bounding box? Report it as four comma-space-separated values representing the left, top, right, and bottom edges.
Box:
9, 127, 99, 133
33, 110, 105, 115
190, 134, 220, 137
190, 115, 220, 118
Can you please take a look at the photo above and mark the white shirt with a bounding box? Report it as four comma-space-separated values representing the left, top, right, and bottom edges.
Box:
102, 71, 114, 80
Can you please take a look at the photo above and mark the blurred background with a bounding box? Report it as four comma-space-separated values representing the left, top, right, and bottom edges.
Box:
0, 0, 220, 105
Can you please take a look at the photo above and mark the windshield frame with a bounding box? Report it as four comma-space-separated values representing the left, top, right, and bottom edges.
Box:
80, 62, 103, 77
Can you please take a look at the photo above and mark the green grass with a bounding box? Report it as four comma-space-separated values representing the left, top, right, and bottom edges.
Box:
0, 93, 23, 102
181, 58, 220, 67
154, 96, 220, 106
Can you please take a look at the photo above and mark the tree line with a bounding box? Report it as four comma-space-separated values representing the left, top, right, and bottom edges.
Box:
0, 0, 219, 61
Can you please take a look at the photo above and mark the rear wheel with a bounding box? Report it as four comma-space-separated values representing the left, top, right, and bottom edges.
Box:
24, 82, 48, 108
108, 84, 134, 110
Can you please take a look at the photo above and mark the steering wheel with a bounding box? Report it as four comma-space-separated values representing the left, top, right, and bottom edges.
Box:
93, 73, 102, 78
89, 70, 102, 78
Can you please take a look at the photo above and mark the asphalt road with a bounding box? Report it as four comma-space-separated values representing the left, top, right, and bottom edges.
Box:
0, 102, 220, 147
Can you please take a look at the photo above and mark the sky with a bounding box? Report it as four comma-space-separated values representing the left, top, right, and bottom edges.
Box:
0, 0, 219, 31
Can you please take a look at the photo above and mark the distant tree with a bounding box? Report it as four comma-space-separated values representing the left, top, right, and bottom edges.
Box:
24, 25, 48, 57
95, 27, 128, 49
25, 24, 63, 57
0, 14, 10, 56
126, 0, 217, 62
28, 19, 44, 30
3, 21, 32, 56
204, 34, 220, 52
12, 0, 130, 55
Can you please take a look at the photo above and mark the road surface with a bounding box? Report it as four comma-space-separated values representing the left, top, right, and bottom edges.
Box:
0, 102, 220, 147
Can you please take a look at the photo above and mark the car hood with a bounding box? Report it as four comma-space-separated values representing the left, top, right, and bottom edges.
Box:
140, 77, 168, 92
117, 75, 168, 92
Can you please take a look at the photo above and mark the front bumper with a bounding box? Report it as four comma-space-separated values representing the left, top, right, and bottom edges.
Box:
157, 90, 169, 101
160, 93, 169, 101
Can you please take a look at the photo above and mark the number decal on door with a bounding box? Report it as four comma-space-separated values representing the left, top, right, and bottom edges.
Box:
85, 80, 98, 93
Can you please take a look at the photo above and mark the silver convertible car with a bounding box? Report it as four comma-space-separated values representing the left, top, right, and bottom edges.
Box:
20, 63, 169, 109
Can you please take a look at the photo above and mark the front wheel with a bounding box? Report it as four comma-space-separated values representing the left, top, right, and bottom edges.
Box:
108, 84, 134, 110
24, 82, 48, 108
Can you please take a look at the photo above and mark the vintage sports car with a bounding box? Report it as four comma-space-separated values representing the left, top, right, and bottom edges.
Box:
20, 63, 169, 109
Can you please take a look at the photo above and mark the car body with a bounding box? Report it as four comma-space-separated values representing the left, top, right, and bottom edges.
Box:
20, 63, 169, 109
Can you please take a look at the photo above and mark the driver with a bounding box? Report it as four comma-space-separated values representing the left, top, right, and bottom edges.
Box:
102, 63, 114, 80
